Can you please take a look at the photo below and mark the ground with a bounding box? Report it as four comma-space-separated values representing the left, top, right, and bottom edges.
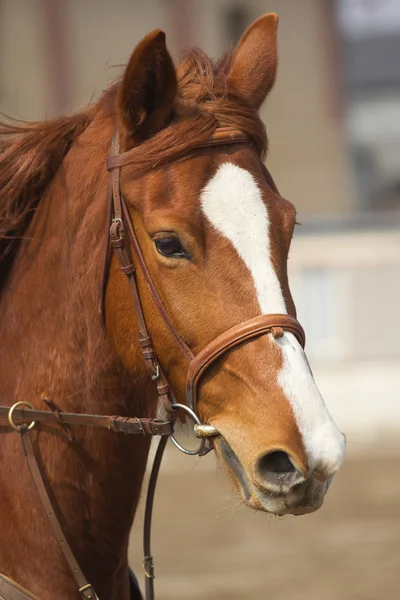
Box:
129, 448, 400, 600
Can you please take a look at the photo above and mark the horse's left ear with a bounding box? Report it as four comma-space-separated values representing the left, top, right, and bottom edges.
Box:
117, 29, 177, 146
227, 13, 279, 110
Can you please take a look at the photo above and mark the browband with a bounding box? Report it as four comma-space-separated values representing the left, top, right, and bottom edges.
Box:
106, 127, 249, 171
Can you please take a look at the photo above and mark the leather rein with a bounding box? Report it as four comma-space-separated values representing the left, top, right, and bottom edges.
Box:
0, 126, 305, 600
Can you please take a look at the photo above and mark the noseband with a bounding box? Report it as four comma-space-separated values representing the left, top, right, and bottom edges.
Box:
0, 126, 305, 600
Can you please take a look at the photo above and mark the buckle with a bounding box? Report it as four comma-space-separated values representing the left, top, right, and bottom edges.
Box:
79, 583, 99, 600
142, 555, 155, 579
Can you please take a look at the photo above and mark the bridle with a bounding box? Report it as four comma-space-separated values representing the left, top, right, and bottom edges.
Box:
103, 124, 305, 432
0, 126, 305, 600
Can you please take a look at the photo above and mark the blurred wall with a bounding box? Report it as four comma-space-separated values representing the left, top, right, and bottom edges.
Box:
0, 0, 352, 216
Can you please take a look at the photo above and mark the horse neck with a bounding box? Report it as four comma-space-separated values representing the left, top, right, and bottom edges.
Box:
0, 117, 155, 594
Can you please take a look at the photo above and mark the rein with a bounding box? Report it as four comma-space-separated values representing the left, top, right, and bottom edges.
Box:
0, 126, 305, 600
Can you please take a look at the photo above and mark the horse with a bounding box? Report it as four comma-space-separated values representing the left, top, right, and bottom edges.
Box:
0, 13, 346, 600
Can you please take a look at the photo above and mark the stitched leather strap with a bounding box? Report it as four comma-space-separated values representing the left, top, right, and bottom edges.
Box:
105, 128, 194, 366
19, 426, 98, 600
106, 127, 249, 171
186, 313, 306, 410
121, 198, 194, 363
0, 405, 173, 436
107, 171, 177, 412
98, 133, 119, 327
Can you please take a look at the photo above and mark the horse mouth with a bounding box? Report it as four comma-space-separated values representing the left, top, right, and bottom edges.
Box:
215, 437, 328, 516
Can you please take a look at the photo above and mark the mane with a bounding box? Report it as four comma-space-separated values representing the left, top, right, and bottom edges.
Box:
0, 109, 95, 288
0, 48, 267, 289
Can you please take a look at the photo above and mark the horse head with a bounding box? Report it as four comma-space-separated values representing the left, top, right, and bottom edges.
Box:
106, 14, 346, 516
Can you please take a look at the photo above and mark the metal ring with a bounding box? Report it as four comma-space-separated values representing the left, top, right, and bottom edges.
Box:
169, 403, 205, 456
8, 401, 36, 432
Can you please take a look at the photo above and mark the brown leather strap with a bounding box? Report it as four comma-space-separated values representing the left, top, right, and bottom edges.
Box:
186, 313, 306, 410
109, 214, 160, 378
0, 405, 173, 436
142, 435, 168, 600
107, 167, 176, 412
106, 127, 249, 171
106, 128, 194, 363
98, 133, 119, 327
121, 198, 194, 363
0, 574, 40, 600
18, 426, 98, 600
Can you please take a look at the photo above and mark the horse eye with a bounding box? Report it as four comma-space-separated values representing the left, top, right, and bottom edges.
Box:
154, 236, 189, 259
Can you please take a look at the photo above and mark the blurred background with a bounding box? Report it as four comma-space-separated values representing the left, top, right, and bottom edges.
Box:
1, 0, 399, 598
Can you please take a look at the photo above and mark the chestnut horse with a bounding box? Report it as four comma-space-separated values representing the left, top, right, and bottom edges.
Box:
0, 13, 345, 600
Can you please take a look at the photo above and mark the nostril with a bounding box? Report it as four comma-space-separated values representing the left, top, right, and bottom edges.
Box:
257, 450, 296, 478
255, 450, 306, 492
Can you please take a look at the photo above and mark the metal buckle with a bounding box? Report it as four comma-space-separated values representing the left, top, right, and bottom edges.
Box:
151, 363, 160, 381
142, 555, 155, 579
78, 583, 99, 600
8, 402, 36, 432
110, 217, 124, 238
169, 403, 210, 456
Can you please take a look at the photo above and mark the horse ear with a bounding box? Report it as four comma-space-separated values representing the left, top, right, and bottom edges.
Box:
227, 13, 279, 110
117, 30, 177, 146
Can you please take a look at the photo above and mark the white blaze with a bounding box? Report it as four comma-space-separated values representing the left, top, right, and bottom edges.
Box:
200, 163, 345, 476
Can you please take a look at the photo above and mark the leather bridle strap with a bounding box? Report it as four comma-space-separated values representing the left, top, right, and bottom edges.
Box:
19, 425, 98, 600
98, 132, 119, 329
121, 198, 194, 363
108, 165, 175, 413
142, 436, 168, 600
0, 405, 173, 436
0, 402, 174, 600
106, 131, 194, 366
186, 313, 305, 410
106, 127, 249, 171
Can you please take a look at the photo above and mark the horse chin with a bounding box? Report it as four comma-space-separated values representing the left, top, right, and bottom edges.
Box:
245, 482, 327, 516
215, 437, 329, 517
